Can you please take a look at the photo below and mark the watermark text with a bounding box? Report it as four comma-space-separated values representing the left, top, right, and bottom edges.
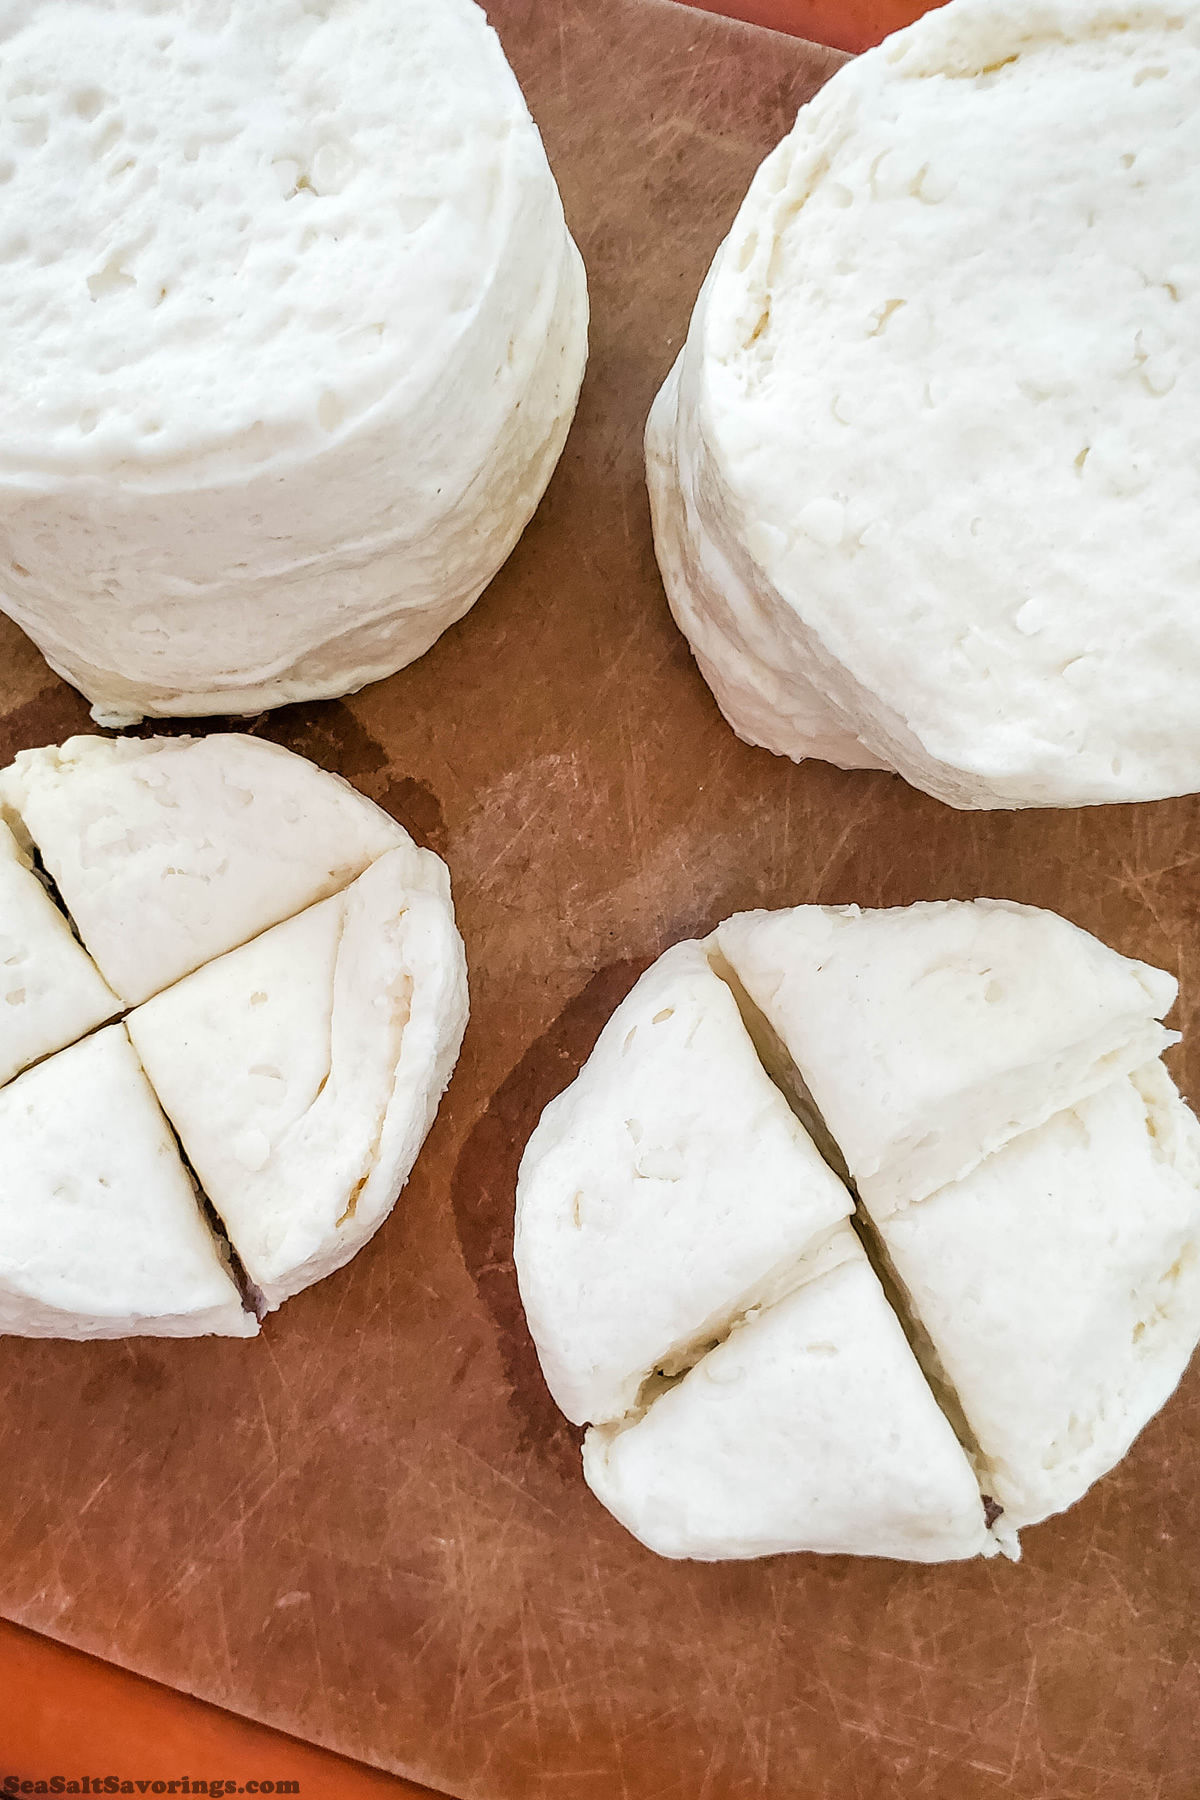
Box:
3, 1781, 298, 1797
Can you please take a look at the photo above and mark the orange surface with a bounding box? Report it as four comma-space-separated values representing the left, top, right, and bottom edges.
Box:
0, 0, 934, 1788
681, 0, 938, 53
0, 1618, 439, 1796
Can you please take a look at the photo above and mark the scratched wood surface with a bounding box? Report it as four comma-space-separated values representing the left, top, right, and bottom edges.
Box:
2, 3, 1199, 1795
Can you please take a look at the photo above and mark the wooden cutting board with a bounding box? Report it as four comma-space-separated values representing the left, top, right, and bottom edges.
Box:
2, 3, 1199, 1795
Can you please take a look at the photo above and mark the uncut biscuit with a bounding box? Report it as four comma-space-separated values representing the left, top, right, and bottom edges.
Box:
649, 0, 1200, 808
0, 0, 587, 722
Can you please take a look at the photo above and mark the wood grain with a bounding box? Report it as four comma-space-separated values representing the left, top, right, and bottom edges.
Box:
1, 3, 1198, 1795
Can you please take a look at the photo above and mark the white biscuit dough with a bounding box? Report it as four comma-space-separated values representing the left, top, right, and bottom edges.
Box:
515, 940, 854, 1426
716, 898, 1178, 1213
0, 731, 468, 1336
517, 897, 1200, 1561
876, 1064, 1200, 1530
0, 1025, 255, 1338
0, 733, 407, 1004
0, 818, 119, 1085
584, 1228, 988, 1563
128, 844, 469, 1309
647, 0, 1200, 808
0, 0, 588, 723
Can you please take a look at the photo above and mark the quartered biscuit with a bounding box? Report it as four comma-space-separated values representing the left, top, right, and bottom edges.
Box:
0, 733, 468, 1336
517, 898, 1200, 1562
